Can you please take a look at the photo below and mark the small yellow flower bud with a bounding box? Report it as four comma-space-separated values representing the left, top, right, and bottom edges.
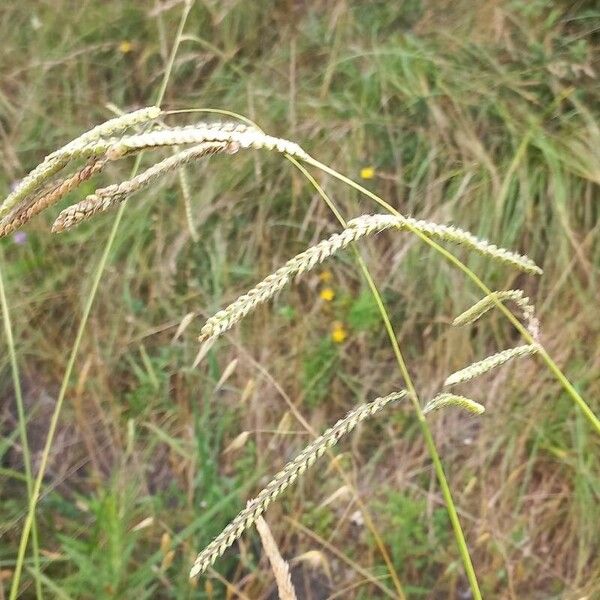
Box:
320, 287, 335, 302
331, 321, 348, 343
360, 166, 375, 180
118, 40, 134, 54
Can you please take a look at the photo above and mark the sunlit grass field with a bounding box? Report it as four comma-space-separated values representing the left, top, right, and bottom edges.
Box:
1, 1, 599, 598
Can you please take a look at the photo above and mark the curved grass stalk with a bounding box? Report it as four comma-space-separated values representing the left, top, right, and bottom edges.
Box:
0, 261, 43, 599
298, 154, 600, 437
286, 157, 483, 600
6, 3, 194, 597
3, 103, 596, 598
190, 391, 407, 578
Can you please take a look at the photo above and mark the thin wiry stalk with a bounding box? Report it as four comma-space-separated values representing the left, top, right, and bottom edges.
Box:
52, 141, 235, 232
300, 154, 600, 436
6, 2, 192, 596
424, 393, 485, 415
0, 260, 43, 599
0, 107, 160, 218
286, 156, 484, 600
445, 344, 539, 386
0, 159, 106, 238
453, 290, 539, 340
190, 391, 406, 579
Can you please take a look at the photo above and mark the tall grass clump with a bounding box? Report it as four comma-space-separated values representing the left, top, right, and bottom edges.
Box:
2, 103, 598, 599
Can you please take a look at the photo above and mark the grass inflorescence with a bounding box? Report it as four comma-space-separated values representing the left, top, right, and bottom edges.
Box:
1, 2, 598, 598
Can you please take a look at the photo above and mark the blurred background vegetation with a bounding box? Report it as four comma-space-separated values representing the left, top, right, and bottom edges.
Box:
0, 1, 598, 598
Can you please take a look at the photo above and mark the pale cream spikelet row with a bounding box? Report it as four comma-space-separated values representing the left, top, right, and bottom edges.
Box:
49, 106, 161, 157
255, 517, 298, 600
51, 141, 236, 233
346, 214, 542, 275
150, 120, 258, 135
0, 159, 107, 238
0, 107, 160, 219
189, 390, 406, 579
104, 124, 309, 161
452, 290, 540, 339
423, 392, 485, 415
198, 214, 395, 343
444, 344, 539, 386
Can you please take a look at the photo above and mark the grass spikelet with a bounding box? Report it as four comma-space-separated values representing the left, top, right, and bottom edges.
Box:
49, 106, 161, 157
105, 125, 309, 160
347, 215, 542, 274
51, 141, 234, 232
255, 516, 298, 600
0, 159, 107, 238
0, 107, 160, 219
424, 393, 485, 415
444, 344, 539, 386
199, 215, 394, 343
453, 290, 540, 339
189, 390, 407, 579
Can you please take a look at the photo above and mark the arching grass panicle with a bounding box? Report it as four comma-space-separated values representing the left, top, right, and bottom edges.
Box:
198, 215, 396, 343
444, 344, 539, 386
0, 159, 107, 239
189, 390, 407, 579
0, 107, 161, 219
424, 393, 485, 415
105, 124, 310, 160
453, 290, 540, 339
52, 141, 236, 232
49, 106, 162, 157
347, 215, 542, 275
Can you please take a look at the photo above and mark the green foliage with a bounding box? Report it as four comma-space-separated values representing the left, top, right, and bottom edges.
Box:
299, 502, 335, 538
302, 337, 338, 407
58, 487, 156, 599
347, 290, 381, 332
123, 346, 178, 417
373, 490, 450, 594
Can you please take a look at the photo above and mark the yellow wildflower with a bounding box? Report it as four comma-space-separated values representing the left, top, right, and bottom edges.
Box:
331, 321, 348, 343
360, 166, 375, 180
320, 287, 335, 302
319, 270, 333, 283
118, 40, 134, 54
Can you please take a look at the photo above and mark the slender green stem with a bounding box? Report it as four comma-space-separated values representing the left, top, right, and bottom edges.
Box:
288, 157, 483, 599
8, 3, 194, 597
0, 258, 43, 600
302, 154, 600, 436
